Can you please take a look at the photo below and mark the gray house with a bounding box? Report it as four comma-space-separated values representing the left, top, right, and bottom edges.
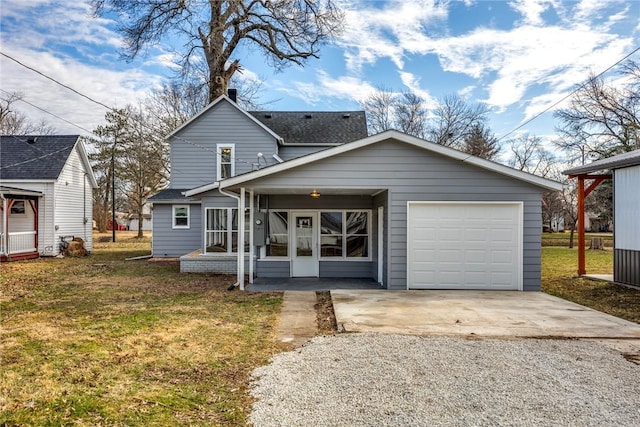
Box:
150, 95, 561, 290
564, 149, 640, 286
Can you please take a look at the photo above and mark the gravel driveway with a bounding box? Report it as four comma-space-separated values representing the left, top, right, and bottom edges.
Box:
250, 334, 640, 426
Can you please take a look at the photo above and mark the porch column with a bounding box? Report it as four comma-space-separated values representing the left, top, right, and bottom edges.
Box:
249, 189, 254, 285
577, 176, 586, 275
2, 196, 7, 255
239, 187, 245, 290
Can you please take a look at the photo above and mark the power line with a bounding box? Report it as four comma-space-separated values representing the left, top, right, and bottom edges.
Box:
0, 51, 112, 111
1, 51, 257, 167
0, 88, 94, 134
497, 46, 640, 142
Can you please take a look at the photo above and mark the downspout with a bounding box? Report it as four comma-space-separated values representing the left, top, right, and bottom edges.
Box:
218, 186, 242, 290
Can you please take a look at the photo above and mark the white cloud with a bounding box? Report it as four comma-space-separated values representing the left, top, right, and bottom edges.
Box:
276, 71, 377, 105
398, 72, 438, 108
0, 0, 166, 134
508, 0, 559, 26
336, 0, 448, 71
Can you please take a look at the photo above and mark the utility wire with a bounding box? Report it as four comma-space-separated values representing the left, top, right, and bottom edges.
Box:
1, 51, 112, 111
0, 52, 257, 173
0, 88, 95, 134
497, 46, 640, 142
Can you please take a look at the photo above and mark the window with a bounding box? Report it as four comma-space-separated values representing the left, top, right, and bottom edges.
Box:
205, 208, 249, 254
10, 200, 26, 216
321, 211, 369, 259
266, 212, 288, 257
172, 205, 190, 229
216, 144, 235, 181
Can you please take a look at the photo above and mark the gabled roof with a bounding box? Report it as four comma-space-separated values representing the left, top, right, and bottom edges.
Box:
248, 111, 368, 145
0, 135, 97, 187
219, 130, 563, 192
563, 149, 640, 175
165, 95, 283, 141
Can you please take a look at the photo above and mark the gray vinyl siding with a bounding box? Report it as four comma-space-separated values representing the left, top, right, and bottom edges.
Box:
320, 261, 372, 278
278, 145, 331, 161
152, 203, 202, 257
237, 139, 545, 290
256, 260, 289, 277
170, 100, 279, 189
265, 194, 373, 210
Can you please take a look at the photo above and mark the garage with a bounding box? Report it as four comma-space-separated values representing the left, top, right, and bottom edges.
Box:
407, 202, 523, 290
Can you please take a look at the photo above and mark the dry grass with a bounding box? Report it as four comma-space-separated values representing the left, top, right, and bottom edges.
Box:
0, 232, 284, 426
542, 247, 640, 324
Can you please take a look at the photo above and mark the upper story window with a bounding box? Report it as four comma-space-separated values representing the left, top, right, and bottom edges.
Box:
173, 205, 190, 229
217, 144, 235, 181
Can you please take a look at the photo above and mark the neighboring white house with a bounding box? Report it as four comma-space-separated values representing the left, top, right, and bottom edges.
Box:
0, 135, 97, 261
128, 203, 153, 231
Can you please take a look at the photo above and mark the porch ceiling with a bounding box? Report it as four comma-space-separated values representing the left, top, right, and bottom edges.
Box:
232, 186, 386, 196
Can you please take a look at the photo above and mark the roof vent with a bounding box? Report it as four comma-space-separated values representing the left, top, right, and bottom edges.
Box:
27, 137, 38, 144
264, 113, 272, 118
343, 113, 351, 118
304, 113, 312, 118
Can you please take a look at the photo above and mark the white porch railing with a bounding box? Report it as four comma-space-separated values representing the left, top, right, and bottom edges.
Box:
1, 231, 37, 255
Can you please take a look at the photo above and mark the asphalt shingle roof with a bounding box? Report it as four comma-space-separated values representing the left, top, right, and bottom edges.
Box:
563, 149, 640, 175
0, 135, 79, 180
148, 188, 198, 202
248, 111, 368, 144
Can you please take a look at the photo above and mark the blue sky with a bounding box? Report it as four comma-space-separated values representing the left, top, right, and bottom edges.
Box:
1, 0, 639, 151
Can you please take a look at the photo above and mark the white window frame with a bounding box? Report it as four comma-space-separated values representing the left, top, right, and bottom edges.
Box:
262, 209, 372, 261
172, 205, 190, 229
204, 207, 249, 254
216, 144, 235, 181
265, 210, 290, 259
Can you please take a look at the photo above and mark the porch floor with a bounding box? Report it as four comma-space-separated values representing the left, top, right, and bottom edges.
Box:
246, 277, 383, 292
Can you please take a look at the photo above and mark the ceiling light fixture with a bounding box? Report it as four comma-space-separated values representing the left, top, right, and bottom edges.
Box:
310, 189, 321, 198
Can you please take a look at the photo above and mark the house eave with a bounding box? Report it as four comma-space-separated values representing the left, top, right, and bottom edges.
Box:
183, 182, 220, 197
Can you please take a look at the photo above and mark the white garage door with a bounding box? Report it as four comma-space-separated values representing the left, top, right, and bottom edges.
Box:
407, 202, 522, 290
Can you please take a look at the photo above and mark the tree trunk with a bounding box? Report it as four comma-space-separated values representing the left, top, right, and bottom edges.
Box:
568, 226, 575, 249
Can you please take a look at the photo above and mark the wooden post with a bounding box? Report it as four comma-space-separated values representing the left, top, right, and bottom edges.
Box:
577, 176, 586, 275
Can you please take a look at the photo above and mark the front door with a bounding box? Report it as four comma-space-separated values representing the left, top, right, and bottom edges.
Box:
291, 212, 318, 277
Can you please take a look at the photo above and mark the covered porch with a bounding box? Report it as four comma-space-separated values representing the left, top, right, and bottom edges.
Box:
0, 186, 42, 262
214, 185, 389, 291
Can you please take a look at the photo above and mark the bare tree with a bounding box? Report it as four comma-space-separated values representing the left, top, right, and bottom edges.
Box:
461, 123, 500, 160
0, 92, 55, 135
360, 87, 395, 134
120, 106, 169, 238
92, 0, 344, 102
507, 133, 555, 177
394, 92, 428, 138
426, 94, 489, 149
554, 60, 640, 162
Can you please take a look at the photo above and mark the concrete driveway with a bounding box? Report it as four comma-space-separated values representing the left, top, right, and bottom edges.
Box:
331, 290, 640, 347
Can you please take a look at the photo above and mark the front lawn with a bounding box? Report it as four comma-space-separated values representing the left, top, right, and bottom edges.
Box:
542, 247, 640, 324
0, 233, 283, 426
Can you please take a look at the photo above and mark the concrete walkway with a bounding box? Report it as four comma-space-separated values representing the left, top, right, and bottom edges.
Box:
275, 291, 318, 347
